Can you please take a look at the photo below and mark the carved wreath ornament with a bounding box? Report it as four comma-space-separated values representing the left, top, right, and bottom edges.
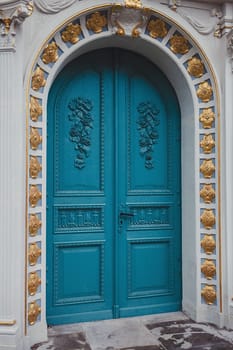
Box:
137, 102, 160, 169
68, 97, 94, 169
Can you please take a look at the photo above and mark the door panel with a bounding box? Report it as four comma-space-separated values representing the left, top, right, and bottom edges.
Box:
47, 48, 181, 324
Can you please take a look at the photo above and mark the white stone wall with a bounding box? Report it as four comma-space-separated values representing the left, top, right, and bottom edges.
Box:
0, 0, 232, 349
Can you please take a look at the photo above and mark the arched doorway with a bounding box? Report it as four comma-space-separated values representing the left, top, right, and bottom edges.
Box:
46, 48, 181, 324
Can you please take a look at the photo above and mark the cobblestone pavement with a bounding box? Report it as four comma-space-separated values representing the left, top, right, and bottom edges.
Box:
31, 312, 233, 350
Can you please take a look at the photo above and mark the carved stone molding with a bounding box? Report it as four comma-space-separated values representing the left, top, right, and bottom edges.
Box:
0, 1, 33, 51
228, 30, 233, 73
34, 0, 75, 14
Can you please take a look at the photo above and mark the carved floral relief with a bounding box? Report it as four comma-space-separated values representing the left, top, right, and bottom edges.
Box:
42, 41, 59, 64
200, 134, 215, 154
200, 184, 215, 204
201, 285, 217, 305
29, 214, 42, 236
187, 57, 205, 78
28, 272, 41, 295
28, 301, 41, 325
32, 67, 46, 91
137, 101, 160, 169
29, 185, 42, 207
201, 234, 216, 255
30, 97, 42, 122
169, 34, 190, 54
147, 19, 168, 39
199, 108, 215, 129
61, 23, 82, 44
86, 12, 107, 34
197, 81, 213, 102
201, 209, 216, 229
201, 259, 216, 280
30, 128, 42, 150
200, 159, 215, 178
30, 156, 42, 179
28, 242, 41, 266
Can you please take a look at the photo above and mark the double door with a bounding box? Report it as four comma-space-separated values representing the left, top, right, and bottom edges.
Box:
46, 48, 181, 324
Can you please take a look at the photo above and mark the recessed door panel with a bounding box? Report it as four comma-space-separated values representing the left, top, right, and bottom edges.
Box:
47, 48, 181, 325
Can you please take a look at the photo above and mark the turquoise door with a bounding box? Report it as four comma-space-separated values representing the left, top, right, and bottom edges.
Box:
47, 48, 181, 325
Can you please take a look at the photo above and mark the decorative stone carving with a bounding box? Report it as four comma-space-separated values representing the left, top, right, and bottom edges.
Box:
200, 184, 215, 204
201, 209, 216, 230
201, 285, 217, 305
41, 41, 58, 64
110, 4, 149, 37
200, 134, 215, 154
28, 301, 41, 325
200, 159, 215, 179
201, 259, 216, 280
169, 34, 190, 54
29, 185, 42, 207
199, 109, 215, 129
137, 101, 160, 169
227, 31, 233, 73
86, 12, 107, 34
30, 97, 42, 122
125, 0, 142, 9
29, 214, 42, 236
28, 242, 41, 266
30, 127, 42, 150
34, 0, 75, 14
31, 67, 46, 91
197, 82, 213, 102
30, 156, 42, 179
61, 23, 82, 44
147, 18, 168, 39
201, 234, 216, 255
0, 1, 33, 51
28, 272, 41, 295
187, 57, 204, 78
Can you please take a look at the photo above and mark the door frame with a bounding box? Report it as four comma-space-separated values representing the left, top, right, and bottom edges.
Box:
25, 4, 221, 345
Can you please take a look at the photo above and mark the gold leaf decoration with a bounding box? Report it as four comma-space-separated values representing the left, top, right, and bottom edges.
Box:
197, 81, 213, 102
147, 19, 168, 39
169, 34, 190, 54
28, 242, 41, 266
187, 57, 205, 78
28, 272, 41, 296
125, 0, 142, 9
42, 42, 59, 64
199, 108, 215, 129
201, 209, 216, 230
32, 67, 46, 91
201, 234, 216, 255
30, 127, 42, 150
30, 97, 42, 122
200, 184, 215, 204
200, 159, 215, 179
30, 156, 42, 179
29, 214, 42, 237
201, 259, 216, 280
61, 23, 82, 44
201, 285, 216, 305
28, 301, 41, 325
29, 185, 42, 208
200, 134, 215, 154
86, 12, 107, 34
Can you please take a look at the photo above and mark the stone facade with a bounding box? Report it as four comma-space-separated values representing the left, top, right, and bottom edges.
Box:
0, 0, 233, 349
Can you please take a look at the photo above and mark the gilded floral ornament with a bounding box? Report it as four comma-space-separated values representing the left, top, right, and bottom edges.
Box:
200, 134, 215, 154
201, 285, 216, 305
200, 159, 215, 179
86, 12, 107, 34
197, 81, 213, 102
187, 57, 205, 78
29, 185, 42, 208
125, 0, 142, 9
200, 184, 215, 204
28, 242, 41, 266
147, 19, 168, 39
30, 156, 42, 179
42, 42, 59, 64
201, 234, 216, 255
30, 97, 42, 122
201, 259, 216, 280
61, 23, 82, 44
28, 272, 41, 296
30, 128, 42, 150
199, 108, 215, 129
169, 34, 190, 54
32, 67, 46, 91
29, 214, 42, 236
201, 209, 216, 230
28, 301, 41, 325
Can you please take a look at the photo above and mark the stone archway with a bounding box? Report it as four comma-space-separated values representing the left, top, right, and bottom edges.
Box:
26, 3, 221, 345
